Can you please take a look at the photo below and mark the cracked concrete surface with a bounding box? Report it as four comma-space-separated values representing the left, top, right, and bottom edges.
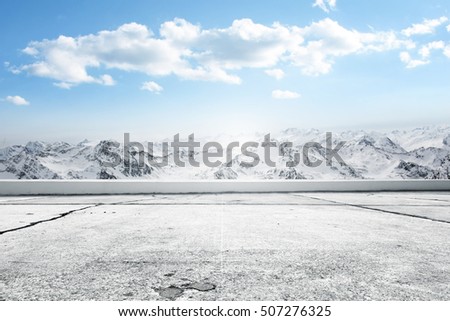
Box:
0, 192, 449, 300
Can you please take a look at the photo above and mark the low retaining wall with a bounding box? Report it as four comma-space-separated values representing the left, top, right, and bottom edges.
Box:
0, 180, 449, 195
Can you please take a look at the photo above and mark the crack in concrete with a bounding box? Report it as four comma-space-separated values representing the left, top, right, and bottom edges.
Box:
0, 203, 106, 206
0, 198, 141, 236
0, 198, 152, 206
405, 197, 450, 204
0, 197, 50, 203
111, 202, 450, 207
0, 204, 99, 236
298, 195, 450, 224
384, 194, 450, 204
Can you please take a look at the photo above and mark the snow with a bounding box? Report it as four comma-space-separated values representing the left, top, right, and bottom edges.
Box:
0, 126, 449, 180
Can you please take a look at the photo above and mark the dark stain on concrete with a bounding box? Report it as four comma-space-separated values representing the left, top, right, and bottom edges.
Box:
184, 282, 216, 292
156, 286, 184, 300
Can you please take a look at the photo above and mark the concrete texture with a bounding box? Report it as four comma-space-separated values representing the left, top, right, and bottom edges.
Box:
0, 192, 449, 301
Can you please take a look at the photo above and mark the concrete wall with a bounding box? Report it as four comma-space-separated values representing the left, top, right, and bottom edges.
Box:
0, 180, 449, 195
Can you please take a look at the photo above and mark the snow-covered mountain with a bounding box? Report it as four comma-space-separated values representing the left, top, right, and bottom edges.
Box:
0, 126, 449, 180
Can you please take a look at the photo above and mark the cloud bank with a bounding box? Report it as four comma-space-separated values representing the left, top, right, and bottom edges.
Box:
10, 16, 450, 87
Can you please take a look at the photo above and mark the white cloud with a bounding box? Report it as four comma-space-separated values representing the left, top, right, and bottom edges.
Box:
5, 95, 30, 106
194, 19, 303, 73
100, 74, 116, 86
52, 75, 115, 89
444, 45, 450, 58
313, 0, 336, 13
419, 41, 445, 58
399, 51, 429, 69
22, 46, 39, 56
265, 68, 285, 80
401, 16, 448, 37
272, 89, 300, 99
399, 41, 446, 68
141, 81, 163, 93
53, 82, 73, 89
12, 17, 428, 87
447, 25, 450, 32
288, 18, 414, 76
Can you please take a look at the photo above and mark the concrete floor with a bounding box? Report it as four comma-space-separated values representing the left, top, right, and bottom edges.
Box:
0, 192, 449, 301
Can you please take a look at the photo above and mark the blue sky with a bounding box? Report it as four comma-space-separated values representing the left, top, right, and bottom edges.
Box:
1, 0, 450, 144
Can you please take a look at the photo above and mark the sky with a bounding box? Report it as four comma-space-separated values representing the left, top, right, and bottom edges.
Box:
1, 0, 450, 144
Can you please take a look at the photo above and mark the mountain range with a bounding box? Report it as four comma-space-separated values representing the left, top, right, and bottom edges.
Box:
0, 126, 449, 180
